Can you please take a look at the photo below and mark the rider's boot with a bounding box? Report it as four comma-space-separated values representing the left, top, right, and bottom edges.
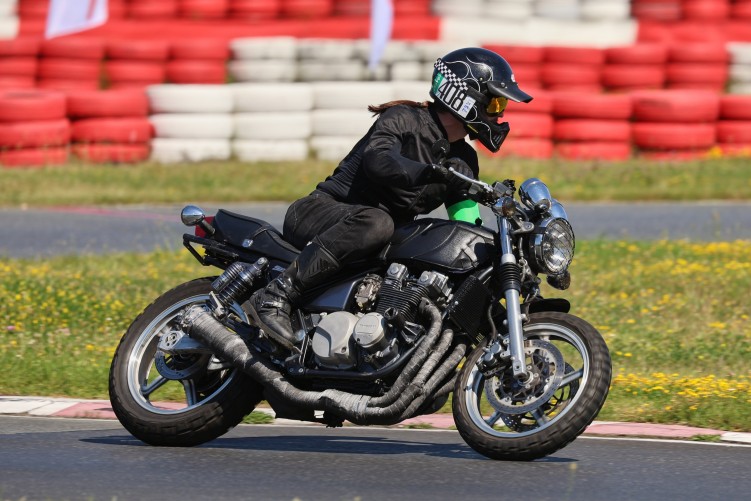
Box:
249, 241, 340, 352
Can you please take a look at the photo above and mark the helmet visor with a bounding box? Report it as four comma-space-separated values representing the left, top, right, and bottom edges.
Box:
486, 96, 508, 117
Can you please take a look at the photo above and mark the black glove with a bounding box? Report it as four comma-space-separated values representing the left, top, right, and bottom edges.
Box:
443, 157, 473, 191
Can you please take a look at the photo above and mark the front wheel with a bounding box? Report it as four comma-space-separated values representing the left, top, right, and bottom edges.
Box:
453, 311, 611, 461
109, 277, 263, 446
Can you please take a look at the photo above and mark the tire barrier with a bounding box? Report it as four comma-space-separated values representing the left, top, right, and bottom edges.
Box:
37, 37, 103, 92
66, 89, 153, 164
717, 94, 751, 156
0, 88, 69, 167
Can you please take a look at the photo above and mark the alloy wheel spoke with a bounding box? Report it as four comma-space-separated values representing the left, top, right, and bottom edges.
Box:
182, 379, 198, 406
141, 376, 168, 398
531, 408, 549, 426
560, 368, 583, 388
486, 411, 503, 427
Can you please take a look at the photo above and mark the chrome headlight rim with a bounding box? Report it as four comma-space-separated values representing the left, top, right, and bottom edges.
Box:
529, 217, 575, 275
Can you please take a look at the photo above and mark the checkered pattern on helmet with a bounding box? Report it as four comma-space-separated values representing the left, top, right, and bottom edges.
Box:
434, 58, 468, 90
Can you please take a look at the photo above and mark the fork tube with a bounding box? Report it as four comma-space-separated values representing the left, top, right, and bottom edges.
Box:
498, 216, 529, 379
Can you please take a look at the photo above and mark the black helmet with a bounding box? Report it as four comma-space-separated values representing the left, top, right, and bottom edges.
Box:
429, 47, 533, 152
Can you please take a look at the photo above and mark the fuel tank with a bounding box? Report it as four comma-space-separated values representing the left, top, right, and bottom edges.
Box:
380, 218, 496, 273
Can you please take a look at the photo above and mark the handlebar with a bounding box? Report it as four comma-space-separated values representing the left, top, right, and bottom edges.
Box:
447, 168, 515, 207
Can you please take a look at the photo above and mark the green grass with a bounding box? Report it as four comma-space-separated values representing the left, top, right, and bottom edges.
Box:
1, 240, 749, 431
2, 155, 751, 207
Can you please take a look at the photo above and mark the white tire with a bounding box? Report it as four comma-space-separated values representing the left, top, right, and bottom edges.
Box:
232, 83, 313, 112
432, 0, 483, 17
234, 112, 311, 140
0, 0, 17, 17
232, 139, 308, 162
312, 109, 376, 137
228, 60, 297, 83
0, 15, 18, 38
230, 37, 297, 60
298, 61, 365, 82
298, 39, 356, 60
580, 0, 631, 20
312, 82, 394, 110
150, 138, 231, 163
147, 85, 234, 113
485, 0, 534, 20
353, 40, 421, 63
535, 0, 581, 20
415, 41, 465, 63
392, 81, 431, 102
390, 62, 425, 81
729, 83, 751, 95
310, 136, 360, 161
728, 43, 751, 65
149, 113, 234, 139
730, 64, 751, 83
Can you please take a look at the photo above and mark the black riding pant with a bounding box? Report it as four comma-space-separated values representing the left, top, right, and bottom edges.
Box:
282, 190, 395, 263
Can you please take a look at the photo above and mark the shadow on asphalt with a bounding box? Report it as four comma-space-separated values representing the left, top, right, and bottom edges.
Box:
82, 434, 577, 463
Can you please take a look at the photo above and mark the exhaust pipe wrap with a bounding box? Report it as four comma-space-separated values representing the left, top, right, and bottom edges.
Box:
181, 300, 465, 426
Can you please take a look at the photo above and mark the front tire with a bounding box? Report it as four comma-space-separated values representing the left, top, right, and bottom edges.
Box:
453, 312, 611, 461
109, 277, 263, 446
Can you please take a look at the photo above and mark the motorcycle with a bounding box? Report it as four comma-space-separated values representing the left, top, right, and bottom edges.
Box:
108, 170, 611, 461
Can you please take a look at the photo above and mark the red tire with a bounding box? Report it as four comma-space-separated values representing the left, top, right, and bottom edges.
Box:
512, 88, 553, 114
508, 63, 540, 84
40, 38, 105, 60
105, 61, 166, 84
540, 63, 601, 86
0, 58, 38, 77
552, 92, 633, 119
38, 58, 101, 80
553, 119, 631, 142
504, 112, 553, 138
66, 90, 150, 118
17, 0, 49, 19
668, 43, 729, 63
179, 0, 230, 19
37, 79, 100, 92
631, 90, 720, 122
605, 44, 668, 64
0, 38, 41, 57
716, 121, 751, 144
666, 63, 728, 85
170, 39, 230, 60
281, 0, 333, 18
483, 45, 544, 64
228, 0, 281, 18
0, 119, 70, 148
71, 118, 154, 143
0, 147, 68, 167
632, 122, 716, 149
720, 95, 751, 120
544, 46, 605, 65
127, 0, 178, 18
682, 0, 730, 21
631, 0, 682, 21
0, 76, 36, 89
479, 138, 554, 159
165, 60, 227, 84
541, 63, 601, 86
72, 143, 151, 163
602, 64, 665, 90
0, 89, 67, 122
555, 142, 632, 161
107, 40, 170, 61
731, 1, 751, 18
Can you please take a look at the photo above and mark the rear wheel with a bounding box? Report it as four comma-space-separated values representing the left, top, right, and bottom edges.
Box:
109, 277, 263, 446
453, 312, 611, 461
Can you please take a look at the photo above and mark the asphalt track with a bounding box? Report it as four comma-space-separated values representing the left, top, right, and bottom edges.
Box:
3, 201, 751, 258
1, 416, 750, 501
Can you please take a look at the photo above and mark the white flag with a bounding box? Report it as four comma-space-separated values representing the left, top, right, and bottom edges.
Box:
45, 0, 108, 39
368, 0, 393, 71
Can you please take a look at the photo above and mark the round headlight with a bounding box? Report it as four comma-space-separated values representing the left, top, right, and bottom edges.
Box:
529, 218, 575, 275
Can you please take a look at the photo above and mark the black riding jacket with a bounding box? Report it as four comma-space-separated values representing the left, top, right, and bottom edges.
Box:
316, 103, 479, 224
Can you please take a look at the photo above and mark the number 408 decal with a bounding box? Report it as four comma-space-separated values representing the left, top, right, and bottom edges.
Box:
433, 73, 476, 119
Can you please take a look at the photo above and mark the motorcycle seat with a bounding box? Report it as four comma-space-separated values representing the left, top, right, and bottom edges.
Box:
211, 209, 300, 264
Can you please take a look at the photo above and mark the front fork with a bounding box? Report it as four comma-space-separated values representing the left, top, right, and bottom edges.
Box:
481, 217, 530, 380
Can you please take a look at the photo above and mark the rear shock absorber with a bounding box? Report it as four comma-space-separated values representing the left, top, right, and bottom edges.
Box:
210, 257, 268, 317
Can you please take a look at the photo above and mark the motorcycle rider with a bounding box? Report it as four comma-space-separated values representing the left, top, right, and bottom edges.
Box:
249, 47, 533, 352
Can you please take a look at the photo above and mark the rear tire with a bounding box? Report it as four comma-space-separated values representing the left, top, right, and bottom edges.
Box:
453, 312, 611, 461
109, 277, 263, 447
